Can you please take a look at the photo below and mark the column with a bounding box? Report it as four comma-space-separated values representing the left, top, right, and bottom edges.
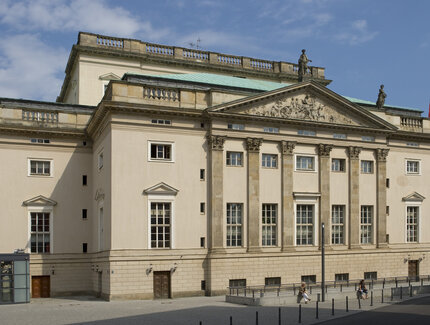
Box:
207, 135, 226, 252
376, 148, 389, 248
281, 141, 296, 250
348, 146, 361, 248
318, 144, 333, 246
246, 137, 263, 251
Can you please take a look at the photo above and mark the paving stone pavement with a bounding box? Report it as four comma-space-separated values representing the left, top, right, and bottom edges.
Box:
0, 293, 429, 325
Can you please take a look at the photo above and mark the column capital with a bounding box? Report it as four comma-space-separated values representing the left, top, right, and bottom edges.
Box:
280, 141, 296, 155
347, 146, 362, 160
318, 144, 333, 157
246, 137, 263, 152
207, 135, 226, 151
376, 148, 390, 162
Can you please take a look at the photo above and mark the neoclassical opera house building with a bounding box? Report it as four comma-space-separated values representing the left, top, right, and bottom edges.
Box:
0, 32, 429, 302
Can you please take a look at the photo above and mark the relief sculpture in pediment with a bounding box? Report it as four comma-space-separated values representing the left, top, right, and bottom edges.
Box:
243, 94, 357, 125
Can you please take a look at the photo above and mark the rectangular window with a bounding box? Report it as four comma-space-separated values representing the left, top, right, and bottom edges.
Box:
386, 178, 390, 188
296, 205, 314, 245
200, 237, 205, 248
226, 203, 242, 247
150, 143, 172, 161
200, 202, 205, 214
333, 133, 347, 139
265, 277, 281, 286
82, 209, 87, 219
296, 156, 315, 171
386, 206, 390, 215
262, 204, 277, 246
200, 169, 205, 180
29, 160, 51, 176
406, 142, 419, 147
262, 154, 278, 168
298, 130, 316, 136
406, 160, 420, 174
150, 202, 171, 248
360, 160, 374, 174
331, 205, 345, 244
30, 212, 50, 253
82, 243, 88, 253
82, 175, 87, 186
301, 275, 316, 283
229, 279, 246, 288
406, 206, 418, 242
335, 273, 349, 282
30, 138, 50, 144
201, 280, 206, 290
151, 119, 171, 125
98, 152, 104, 169
360, 206, 373, 244
226, 152, 243, 166
364, 272, 377, 280
331, 159, 345, 172
263, 127, 279, 133
362, 136, 375, 142
228, 123, 244, 130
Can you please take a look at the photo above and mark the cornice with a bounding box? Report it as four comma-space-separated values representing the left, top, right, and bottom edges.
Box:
0, 125, 87, 139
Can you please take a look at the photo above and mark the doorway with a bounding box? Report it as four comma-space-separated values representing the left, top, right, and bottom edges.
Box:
31, 276, 50, 298
408, 260, 419, 281
153, 271, 170, 299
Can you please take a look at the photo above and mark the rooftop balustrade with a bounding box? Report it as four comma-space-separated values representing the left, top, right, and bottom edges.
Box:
78, 32, 325, 80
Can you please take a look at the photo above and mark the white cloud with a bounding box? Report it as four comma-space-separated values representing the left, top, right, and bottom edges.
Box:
335, 19, 378, 45
0, 34, 67, 101
0, 0, 167, 39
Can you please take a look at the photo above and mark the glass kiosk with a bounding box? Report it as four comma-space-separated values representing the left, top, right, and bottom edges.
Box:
0, 253, 30, 304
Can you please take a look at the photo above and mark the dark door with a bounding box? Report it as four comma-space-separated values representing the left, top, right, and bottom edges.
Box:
153, 271, 170, 299
32, 276, 50, 298
408, 260, 419, 281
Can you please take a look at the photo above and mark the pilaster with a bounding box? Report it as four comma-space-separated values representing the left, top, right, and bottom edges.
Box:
281, 141, 296, 250
348, 146, 361, 248
376, 148, 389, 248
207, 135, 226, 252
246, 137, 263, 252
318, 144, 333, 246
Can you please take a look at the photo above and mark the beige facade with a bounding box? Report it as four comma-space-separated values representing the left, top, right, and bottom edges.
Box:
1, 32, 430, 300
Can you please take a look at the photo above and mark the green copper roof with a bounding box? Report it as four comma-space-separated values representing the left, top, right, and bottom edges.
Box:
131, 72, 289, 91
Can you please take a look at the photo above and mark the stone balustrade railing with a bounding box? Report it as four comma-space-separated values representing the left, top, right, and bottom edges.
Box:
401, 117, 423, 129
22, 110, 58, 123
78, 32, 325, 79
143, 87, 180, 102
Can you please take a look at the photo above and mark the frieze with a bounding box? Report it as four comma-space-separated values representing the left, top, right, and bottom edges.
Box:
280, 141, 296, 155
318, 144, 333, 157
246, 137, 263, 152
243, 94, 356, 125
207, 135, 226, 151
376, 148, 389, 162
347, 146, 362, 159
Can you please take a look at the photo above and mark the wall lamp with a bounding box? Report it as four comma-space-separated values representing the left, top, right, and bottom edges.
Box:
170, 263, 177, 273
146, 264, 153, 275
51, 265, 55, 275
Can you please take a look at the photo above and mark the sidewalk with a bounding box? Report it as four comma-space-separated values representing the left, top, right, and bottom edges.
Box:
0, 292, 428, 325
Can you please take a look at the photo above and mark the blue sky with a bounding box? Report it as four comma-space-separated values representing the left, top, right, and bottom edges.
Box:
0, 0, 429, 115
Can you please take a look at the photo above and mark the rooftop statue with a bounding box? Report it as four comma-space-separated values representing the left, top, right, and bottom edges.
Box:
298, 49, 312, 82
376, 84, 386, 109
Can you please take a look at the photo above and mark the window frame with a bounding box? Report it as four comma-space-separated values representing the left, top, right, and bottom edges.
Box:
331, 205, 345, 245
297, 130, 316, 137
226, 151, 243, 167
331, 158, 346, 172
227, 123, 245, 130
149, 201, 173, 249
27, 207, 54, 254
148, 141, 175, 163
28, 158, 53, 177
405, 159, 421, 175
295, 204, 315, 246
295, 155, 316, 172
151, 119, 172, 125
262, 204, 277, 246
226, 203, 243, 247
360, 160, 374, 174
98, 151, 104, 170
263, 126, 279, 133
262, 154, 278, 169
406, 205, 419, 243
360, 205, 373, 244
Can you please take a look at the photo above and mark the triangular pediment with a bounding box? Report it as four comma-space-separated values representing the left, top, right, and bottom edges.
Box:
143, 182, 179, 196
402, 192, 425, 202
23, 195, 57, 206
208, 81, 396, 130
99, 72, 121, 80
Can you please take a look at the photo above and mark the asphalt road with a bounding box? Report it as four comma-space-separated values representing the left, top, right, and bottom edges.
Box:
318, 295, 430, 325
